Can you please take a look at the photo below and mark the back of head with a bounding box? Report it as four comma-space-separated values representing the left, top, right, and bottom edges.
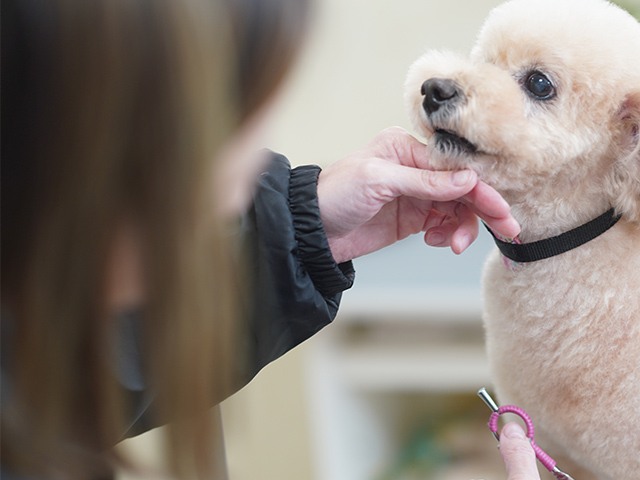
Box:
1, 0, 309, 477
474, 0, 640, 81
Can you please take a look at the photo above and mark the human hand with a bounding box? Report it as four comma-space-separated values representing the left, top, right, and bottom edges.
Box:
317, 127, 520, 263
499, 423, 541, 480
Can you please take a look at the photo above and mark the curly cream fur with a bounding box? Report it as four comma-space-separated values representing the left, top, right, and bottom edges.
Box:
406, 1, 640, 478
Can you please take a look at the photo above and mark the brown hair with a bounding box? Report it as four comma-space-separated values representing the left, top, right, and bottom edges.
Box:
1, 0, 310, 477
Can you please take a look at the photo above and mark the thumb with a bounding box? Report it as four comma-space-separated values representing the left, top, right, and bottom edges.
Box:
385, 163, 478, 201
500, 423, 541, 480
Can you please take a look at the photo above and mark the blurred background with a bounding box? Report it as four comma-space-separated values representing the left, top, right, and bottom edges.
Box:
118, 0, 640, 478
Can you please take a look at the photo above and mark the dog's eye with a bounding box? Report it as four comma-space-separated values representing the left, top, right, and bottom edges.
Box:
525, 72, 555, 99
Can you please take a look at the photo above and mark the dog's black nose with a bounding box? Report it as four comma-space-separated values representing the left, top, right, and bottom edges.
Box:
421, 78, 460, 115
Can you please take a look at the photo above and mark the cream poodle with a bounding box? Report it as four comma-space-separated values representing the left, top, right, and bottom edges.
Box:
405, 1, 640, 478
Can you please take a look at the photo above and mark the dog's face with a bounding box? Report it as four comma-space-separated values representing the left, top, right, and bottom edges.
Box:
406, 0, 640, 227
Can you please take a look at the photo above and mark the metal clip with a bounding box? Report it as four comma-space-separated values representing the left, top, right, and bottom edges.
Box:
477, 388, 576, 480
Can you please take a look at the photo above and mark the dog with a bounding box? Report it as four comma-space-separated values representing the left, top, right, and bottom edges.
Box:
405, 1, 640, 478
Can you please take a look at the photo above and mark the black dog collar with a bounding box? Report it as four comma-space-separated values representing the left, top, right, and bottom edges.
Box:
485, 208, 621, 263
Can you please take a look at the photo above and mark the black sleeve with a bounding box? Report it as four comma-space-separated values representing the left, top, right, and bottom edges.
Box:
118, 151, 354, 439
242, 151, 355, 375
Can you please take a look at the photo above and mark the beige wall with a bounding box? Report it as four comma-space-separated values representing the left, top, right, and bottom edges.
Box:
222, 343, 315, 479
267, 0, 506, 168
222, 1, 504, 479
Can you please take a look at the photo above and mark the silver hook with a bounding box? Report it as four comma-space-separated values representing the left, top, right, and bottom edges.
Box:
478, 387, 500, 412
477, 387, 500, 441
552, 466, 576, 480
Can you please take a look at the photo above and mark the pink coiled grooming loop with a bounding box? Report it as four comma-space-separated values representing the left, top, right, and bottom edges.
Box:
478, 388, 575, 479
488, 405, 556, 472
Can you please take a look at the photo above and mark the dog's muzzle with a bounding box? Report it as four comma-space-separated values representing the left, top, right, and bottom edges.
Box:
421, 78, 463, 116
420, 78, 477, 155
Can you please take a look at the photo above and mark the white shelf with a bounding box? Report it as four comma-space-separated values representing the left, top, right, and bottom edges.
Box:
306, 234, 497, 480
340, 343, 490, 392
337, 286, 483, 325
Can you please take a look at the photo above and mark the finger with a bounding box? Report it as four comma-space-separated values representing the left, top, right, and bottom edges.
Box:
424, 225, 458, 249
479, 214, 521, 241
372, 127, 433, 169
385, 163, 479, 201
500, 423, 541, 480
426, 225, 478, 253
424, 202, 465, 246
424, 202, 478, 255
462, 180, 511, 219
425, 205, 478, 253
423, 209, 447, 231
450, 204, 479, 254
423, 211, 453, 247
461, 182, 520, 239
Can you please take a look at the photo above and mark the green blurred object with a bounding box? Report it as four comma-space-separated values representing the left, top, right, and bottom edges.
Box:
612, 0, 640, 19
374, 422, 451, 480
374, 396, 483, 480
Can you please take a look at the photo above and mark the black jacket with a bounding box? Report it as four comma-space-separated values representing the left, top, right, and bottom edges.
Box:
1, 152, 355, 478
245, 152, 355, 373
115, 151, 355, 438
1, 151, 356, 480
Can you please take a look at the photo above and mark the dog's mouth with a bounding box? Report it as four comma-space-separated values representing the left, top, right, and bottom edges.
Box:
433, 129, 478, 155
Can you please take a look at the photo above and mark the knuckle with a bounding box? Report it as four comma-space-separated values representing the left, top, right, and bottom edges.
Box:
359, 157, 385, 180
379, 126, 406, 139
358, 160, 389, 193
378, 126, 413, 151
420, 169, 445, 192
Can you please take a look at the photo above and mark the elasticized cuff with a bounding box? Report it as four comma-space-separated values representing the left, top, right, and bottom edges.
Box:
289, 165, 355, 297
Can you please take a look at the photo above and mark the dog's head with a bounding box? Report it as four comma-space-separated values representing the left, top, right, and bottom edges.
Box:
406, 0, 640, 232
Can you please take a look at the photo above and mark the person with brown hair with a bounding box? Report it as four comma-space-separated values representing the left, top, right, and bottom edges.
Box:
1, 0, 537, 478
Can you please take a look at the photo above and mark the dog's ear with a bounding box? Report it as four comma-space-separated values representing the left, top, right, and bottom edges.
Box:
610, 90, 640, 223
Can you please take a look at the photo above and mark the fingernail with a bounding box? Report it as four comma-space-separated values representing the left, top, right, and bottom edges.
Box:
509, 218, 522, 236
459, 234, 472, 252
451, 170, 473, 186
426, 231, 445, 246
502, 422, 526, 439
